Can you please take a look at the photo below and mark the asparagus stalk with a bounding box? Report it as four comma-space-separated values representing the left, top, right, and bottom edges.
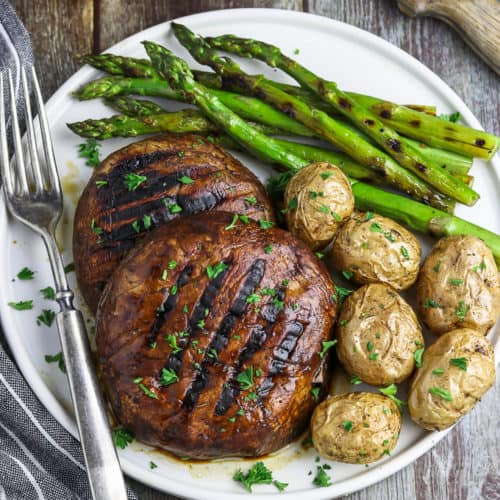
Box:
80, 53, 437, 116
79, 55, 472, 174
194, 29, 478, 206
97, 96, 471, 180
142, 41, 500, 264
206, 34, 499, 161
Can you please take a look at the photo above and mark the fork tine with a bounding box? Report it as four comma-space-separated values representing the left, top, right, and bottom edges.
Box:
0, 73, 14, 196
7, 69, 29, 195
21, 67, 45, 194
30, 66, 61, 197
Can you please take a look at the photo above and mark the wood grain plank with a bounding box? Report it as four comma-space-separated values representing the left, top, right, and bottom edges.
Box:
10, 0, 94, 99
96, 0, 303, 52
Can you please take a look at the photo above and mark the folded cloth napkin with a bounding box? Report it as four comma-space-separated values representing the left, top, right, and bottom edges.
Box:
0, 2, 137, 498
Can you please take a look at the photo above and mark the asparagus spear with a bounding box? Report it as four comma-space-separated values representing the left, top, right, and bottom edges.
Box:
190, 29, 477, 206
78, 55, 472, 174
206, 34, 499, 161
96, 95, 471, 180
80, 53, 437, 116
142, 41, 500, 264
172, 23, 477, 206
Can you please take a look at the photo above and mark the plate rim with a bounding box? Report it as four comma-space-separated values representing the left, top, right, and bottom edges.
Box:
0, 8, 498, 500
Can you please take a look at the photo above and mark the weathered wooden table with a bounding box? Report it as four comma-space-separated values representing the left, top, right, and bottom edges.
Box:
10, 1, 499, 499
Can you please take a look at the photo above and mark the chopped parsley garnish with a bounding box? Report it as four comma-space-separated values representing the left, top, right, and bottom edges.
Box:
288, 197, 298, 209
294, 48, 300, 55
233, 462, 273, 492
138, 383, 157, 399
225, 214, 239, 230
342, 420, 353, 431
166, 334, 182, 354
123, 172, 147, 191
95, 180, 108, 188
350, 375, 362, 385
384, 231, 396, 242
244, 195, 257, 205
64, 262, 75, 274
365, 211, 374, 221
112, 427, 134, 449
424, 297, 442, 308
17, 267, 35, 280
312, 466, 332, 487
448, 278, 464, 286
142, 214, 152, 230
160, 367, 179, 386
259, 219, 274, 229
472, 261, 486, 272
319, 340, 337, 358
78, 139, 101, 167
196, 319, 205, 329
456, 301, 469, 322
8, 300, 33, 310
37, 309, 55, 327
178, 175, 194, 184
236, 366, 254, 391
342, 270, 353, 280
206, 261, 228, 280
311, 386, 320, 401
45, 352, 66, 373
370, 222, 382, 232
369, 352, 379, 361
177, 150, 185, 157
400, 246, 410, 260
379, 384, 404, 411
429, 387, 452, 401
340, 319, 348, 327
316, 252, 324, 259
432, 368, 445, 376
433, 260, 441, 273
40, 286, 55, 300
168, 203, 183, 214
131, 220, 140, 233
161, 269, 168, 280
320, 172, 333, 180
273, 480, 288, 492
367, 341, 374, 352
90, 218, 103, 235
334, 285, 353, 307
240, 214, 250, 224
149, 461, 158, 469
414, 348, 425, 368
264, 245, 273, 254
332, 211, 341, 221
439, 111, 461, 123
450, 357, 467, 371
246, 293, 261, 304
318, 204, 330, 214
183, 304, 189, 314
168, 260, 177, 270
271, 296, 284, 311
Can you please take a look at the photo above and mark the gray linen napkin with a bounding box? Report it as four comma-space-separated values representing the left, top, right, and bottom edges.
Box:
0, 2, 137, 498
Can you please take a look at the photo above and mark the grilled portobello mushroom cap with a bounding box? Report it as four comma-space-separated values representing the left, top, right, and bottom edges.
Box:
96, 212, 337, 459
73, 134, 274, 312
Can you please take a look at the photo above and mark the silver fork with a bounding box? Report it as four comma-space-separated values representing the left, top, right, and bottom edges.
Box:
0, 68, 128, 500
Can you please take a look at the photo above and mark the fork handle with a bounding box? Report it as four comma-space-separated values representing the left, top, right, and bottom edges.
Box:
56, 309, 128, 500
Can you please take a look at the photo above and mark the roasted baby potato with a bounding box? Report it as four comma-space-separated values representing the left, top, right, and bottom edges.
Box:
408, 328, 495, 431
311, 392, 401, 464
330, 211, 421, 290
336, 283, 424, 385
284, 162, 354, 250
416, 235, 500, 335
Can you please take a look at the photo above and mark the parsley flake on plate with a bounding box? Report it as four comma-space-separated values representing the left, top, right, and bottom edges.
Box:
112, 427, 134, 449
17, 267, 35, 280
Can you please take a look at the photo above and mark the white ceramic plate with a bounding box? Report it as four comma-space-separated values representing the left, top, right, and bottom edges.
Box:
1, 8, 499, 500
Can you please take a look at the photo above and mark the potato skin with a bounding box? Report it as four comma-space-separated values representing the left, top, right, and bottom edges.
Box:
285, 162, 354, 250
336, 283, 424, 385
416, 235, 500, 335
311, 392, 401, 464
330, 212, 421, 290
408, 328, 495, 431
